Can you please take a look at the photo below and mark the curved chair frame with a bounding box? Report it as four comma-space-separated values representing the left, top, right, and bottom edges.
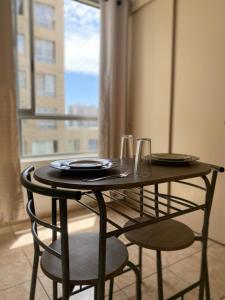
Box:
21, 166, 142, 300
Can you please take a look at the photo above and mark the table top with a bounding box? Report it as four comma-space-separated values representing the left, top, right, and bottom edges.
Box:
34, 161, 211, 191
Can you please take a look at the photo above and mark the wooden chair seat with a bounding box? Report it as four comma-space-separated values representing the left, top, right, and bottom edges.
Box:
125, 217, 195, 251
41, 232, 128, 285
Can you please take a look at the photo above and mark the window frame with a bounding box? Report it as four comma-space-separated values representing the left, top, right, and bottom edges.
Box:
16, 0, 99, 158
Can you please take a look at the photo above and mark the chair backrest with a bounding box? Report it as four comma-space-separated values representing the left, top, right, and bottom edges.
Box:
21, 165, 82, 258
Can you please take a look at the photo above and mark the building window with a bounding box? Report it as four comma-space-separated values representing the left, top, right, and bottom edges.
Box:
68, 139, 80, 153
35, 39, 55, 63
36, 107, 57, 129
18, 70, 26, 89
17, 34, 25, 54
88, 139, 97, 152
34, 3, 55, 29
16, 0, 23, 15
36, 74, 56, 97
31, 140, 58, 155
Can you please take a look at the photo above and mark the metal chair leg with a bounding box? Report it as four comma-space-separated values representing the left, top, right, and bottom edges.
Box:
156, 250, 164, 300
127, 261, 142, 300
205, 258, 210, 300
29, 248, 39, 300
109, 278, 114, 300
53, 281, 58, 300
94, 285, 98, 300
139, 246, 143, 283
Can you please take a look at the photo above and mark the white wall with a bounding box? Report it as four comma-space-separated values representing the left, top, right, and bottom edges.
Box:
129, 0, 225, 243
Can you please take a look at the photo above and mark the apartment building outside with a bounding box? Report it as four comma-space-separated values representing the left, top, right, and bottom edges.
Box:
17, 0, 99, 157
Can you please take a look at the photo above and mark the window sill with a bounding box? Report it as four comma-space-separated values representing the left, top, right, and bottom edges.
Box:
20, 153, 98, 169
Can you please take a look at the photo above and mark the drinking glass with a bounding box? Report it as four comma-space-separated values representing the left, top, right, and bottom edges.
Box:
120, 134, 134, 174
134, 138, 152, 177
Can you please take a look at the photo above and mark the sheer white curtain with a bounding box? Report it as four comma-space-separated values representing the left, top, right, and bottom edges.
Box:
99, 0, 131, 158
0, 0, 23, 223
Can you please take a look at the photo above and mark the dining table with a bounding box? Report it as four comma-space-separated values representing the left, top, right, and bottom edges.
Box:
33, 160, 224, 300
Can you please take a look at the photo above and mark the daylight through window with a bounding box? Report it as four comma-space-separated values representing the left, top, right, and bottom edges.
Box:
16, 0, 100, 158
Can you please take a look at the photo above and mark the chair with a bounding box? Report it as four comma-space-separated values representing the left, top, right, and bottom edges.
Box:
125, 216, 195, 299
21, 166, 141, 300
124, 166, 222, 300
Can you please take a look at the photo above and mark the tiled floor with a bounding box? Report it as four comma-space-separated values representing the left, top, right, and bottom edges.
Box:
0, 209, 225, 300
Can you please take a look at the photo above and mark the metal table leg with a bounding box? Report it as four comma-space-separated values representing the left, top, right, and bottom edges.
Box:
94, 191, 107, 300
199, 171, 218, 300
59, 199, 70, 300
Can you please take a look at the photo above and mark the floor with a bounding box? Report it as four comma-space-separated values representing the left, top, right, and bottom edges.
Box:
0, 208, 225, 300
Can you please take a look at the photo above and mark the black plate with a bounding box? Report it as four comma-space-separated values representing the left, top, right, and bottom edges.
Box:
152, 154, 199, 166
49, 159, 117, 173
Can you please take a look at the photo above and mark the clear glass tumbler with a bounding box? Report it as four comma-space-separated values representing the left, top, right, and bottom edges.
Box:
134, 138, 152, 177
120, 134, 134, 174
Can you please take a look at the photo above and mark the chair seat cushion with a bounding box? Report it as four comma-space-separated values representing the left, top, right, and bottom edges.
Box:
41, 232, 128, 285
125, 217, 195, 251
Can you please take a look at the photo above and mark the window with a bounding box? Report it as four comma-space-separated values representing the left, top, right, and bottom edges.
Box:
16, 1, 100, 158
36, 107, 57, 129
36, 74, 56, 97
18, 70, 26, 89
31, 140, 57, 155
68, 139, 80, 153
88, 139, 97, 152
17, 34, 25, 54
34, 3, 55, 29
35, 39, 55, 63
16, 0, 23, 15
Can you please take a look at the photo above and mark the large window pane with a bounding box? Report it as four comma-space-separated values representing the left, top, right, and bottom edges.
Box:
17, 1, 100, 157
21, 119, 98, 157
64, 0, 100, 115
34, 3, 55, 29
35, 39, 55, 63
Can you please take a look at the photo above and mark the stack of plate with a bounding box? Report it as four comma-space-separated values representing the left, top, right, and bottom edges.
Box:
50, 158, 115, 173
151, 153, 199, 166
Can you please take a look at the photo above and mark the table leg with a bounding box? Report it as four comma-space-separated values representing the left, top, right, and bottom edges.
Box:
94, 191, 107, 300
59, 199, 70, 300
199, 172, 217, 300
52, 196, 58, 300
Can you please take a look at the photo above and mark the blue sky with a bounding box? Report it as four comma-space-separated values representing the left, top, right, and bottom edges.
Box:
65, 72, 99, 106
64, 0, 100, 108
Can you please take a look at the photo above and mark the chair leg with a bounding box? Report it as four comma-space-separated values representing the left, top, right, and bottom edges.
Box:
127, 261, 142, 300
53, 281, 58, 300
29, 249, 39, 300
205, 258, 210, 300
109, 278, 114, 300
139, 246, 143, 283
94, 285, 98, 300
156, 250, 164, 300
